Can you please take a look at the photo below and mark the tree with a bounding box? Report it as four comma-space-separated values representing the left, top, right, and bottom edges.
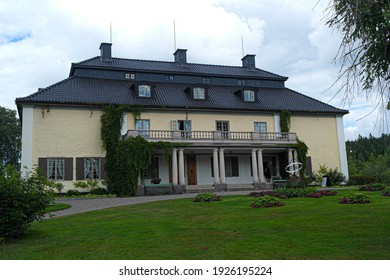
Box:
0, 106, 21, 167
325, 0, 389, 109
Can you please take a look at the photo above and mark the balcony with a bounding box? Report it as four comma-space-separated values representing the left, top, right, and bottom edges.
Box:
125, 129, 297, 145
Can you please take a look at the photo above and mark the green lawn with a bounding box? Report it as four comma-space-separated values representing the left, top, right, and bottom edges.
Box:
1, 189, 390, 260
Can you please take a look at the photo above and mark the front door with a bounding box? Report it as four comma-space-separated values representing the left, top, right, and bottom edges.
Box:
187, 155, 197, 185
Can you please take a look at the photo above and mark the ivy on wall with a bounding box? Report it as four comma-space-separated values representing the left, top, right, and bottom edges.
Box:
295, 138, 309, 177
280, 110, 309, 177
100, 105, 186, 196
280, 110, 291, 133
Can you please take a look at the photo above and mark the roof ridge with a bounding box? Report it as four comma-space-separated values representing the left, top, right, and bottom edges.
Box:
73, 56, 286, 79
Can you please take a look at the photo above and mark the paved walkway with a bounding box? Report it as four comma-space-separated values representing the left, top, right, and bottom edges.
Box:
49, 191, 251, 218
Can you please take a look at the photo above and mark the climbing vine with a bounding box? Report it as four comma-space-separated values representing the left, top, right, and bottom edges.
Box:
295, 138, 309, 177
100, 105, 186, 196
280, 110, 291, 132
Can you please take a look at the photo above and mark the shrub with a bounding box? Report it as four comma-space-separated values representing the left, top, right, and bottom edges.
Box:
347, 175, 378, 186
0, 165, 55, 239
193, 192, 221, 202
319, 190, 337, 196
339, 193, 372, 204
89, 187, 109, 195
73, 180, 99, 189
306, 192, 322, 198
66, 189, 80, 196
313, 165, 346, 186
358, 183, 386, 191
251, 196, 284, 208
54, 182, 64, 193
248, 191, 276, 197
381, 187, 390, 197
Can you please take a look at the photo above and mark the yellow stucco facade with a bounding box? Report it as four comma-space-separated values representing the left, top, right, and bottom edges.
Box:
29, 106, 343, 185
290, 114, 341, 172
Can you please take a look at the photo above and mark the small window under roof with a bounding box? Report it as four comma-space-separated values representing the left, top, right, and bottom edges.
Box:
193, 87, 205, 99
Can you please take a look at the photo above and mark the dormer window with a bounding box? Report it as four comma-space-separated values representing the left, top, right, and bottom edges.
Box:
243, 90, 255, 102
138, 85, 151, 97
193, 87, 205, 99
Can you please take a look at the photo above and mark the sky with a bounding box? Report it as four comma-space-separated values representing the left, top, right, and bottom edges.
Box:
0, 0, 388, 140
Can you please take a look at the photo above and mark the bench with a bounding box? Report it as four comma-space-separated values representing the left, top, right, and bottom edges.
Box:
144, 183, 174, 196
273, 180, 287, 189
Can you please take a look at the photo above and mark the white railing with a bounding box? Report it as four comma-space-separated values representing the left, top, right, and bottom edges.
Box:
125, 129, 297, 144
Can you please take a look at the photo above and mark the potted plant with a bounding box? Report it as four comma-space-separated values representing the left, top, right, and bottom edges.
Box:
151, 168, 161, 184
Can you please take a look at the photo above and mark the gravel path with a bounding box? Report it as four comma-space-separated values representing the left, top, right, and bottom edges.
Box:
48, 191, 251, 218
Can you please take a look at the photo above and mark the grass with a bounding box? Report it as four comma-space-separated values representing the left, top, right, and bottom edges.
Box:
44, 203, 72, 213
1, 189, 390, 260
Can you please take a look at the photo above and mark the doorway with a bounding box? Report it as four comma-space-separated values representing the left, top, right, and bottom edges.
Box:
187, 155, 197, 185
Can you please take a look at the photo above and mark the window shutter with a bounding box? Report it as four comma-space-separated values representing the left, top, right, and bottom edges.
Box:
305, 156, 312, 175
76, 157, 84, 180
100, 157, 106, 179
171, 119, 178, 130
231, 157, 239, 177
38, 158, 48, 178
64, 158, 73, 181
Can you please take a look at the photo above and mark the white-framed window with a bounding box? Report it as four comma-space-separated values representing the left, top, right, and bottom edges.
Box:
125, 73, 136, 80
255, 122, 267, 139
136, 119, 150, 138
84, 158, 101, 179
238, 80, 246, 85
216, 120, 229, 139
48, 158, 64, 180
193, 87, 205, 99
138, 85, 151, 97
254, 122, 267, 133
244, 90, 255, 102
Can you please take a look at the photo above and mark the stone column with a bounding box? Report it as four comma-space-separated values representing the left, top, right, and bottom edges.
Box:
172, 149, 178, 186
251, 149, 259, 183
178, 148, 185, 185
213, 148, 220, 185
219, 148, 226, 184
257, 149, 265, 183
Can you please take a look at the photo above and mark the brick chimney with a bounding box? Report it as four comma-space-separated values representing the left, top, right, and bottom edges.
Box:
174, 49, 187, 64
100, 42, 112, 61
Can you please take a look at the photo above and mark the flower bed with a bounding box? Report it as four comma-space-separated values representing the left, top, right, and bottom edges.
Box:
250, 195, 284, 208
193, 192, 221, 202
339, 193, 372, 204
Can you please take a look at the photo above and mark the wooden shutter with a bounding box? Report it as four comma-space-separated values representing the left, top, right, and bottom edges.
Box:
76, 157, 84, 180
305, 156, 312, 175
38, 158, 47, 178
171, 119, 178, 130
64, 158, 73, 181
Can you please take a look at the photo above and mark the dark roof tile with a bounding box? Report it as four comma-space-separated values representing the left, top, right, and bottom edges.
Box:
72, 57, 287, 80
16, 77, 348, 114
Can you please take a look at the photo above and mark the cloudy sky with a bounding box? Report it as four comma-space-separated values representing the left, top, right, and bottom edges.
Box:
0, 0, 388, 140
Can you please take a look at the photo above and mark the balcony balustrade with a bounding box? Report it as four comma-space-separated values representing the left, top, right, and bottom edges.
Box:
125, 129, 297, 145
